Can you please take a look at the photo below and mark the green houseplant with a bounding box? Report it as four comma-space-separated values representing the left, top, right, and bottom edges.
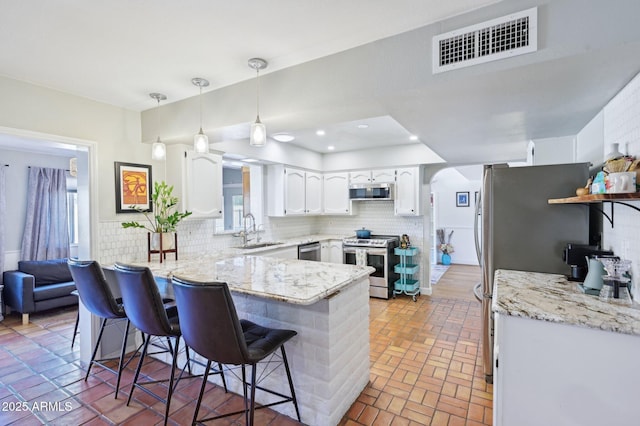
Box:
122, 181, 192, 249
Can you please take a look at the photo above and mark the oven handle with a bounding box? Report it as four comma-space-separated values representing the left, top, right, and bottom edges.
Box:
342, 247, 388, 256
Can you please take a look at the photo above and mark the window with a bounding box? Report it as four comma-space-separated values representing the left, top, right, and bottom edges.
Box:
215, 163, 263, 233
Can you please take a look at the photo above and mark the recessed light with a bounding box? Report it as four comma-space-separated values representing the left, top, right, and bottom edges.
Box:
357, 124, 369, 129
272, 133, 295, 142
327, 145, 335, 151
243, 158, 257, 163
316, 130, 325, 136
409, 135, 419, 141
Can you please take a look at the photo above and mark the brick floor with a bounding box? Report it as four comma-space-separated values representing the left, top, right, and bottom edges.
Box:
0, 264, 491, 425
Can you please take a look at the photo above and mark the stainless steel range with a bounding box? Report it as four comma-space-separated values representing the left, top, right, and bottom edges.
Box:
343, 235, 399, 299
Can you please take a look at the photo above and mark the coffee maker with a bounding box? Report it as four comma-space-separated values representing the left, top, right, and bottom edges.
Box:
563, 243, 614, 281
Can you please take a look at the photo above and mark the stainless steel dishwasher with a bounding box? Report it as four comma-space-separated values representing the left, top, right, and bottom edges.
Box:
298, 241, 321, 261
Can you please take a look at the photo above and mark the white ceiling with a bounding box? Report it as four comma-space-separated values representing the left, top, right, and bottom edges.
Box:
2, 0, 640, 164
0, 0, 499, 110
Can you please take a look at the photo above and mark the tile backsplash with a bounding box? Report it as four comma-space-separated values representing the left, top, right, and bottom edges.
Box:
602, 71, 640, 301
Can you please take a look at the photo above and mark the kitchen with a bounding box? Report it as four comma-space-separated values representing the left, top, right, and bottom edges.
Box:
2, 1, 640, 425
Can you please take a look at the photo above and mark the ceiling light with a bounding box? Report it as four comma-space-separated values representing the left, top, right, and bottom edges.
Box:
149, 92, 167, 160
357, 124, 369, 129
316, 129, 326, 136
248, 58, 268, 147
409, 135, 419, 141
192, 77, 210, 153
243, 158, 258, 163
327, 145, 335, 151
273, 133, 295, 142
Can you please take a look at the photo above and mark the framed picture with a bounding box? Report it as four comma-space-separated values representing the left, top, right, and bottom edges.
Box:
456, 191, 470, 207
115, 162, 152, 213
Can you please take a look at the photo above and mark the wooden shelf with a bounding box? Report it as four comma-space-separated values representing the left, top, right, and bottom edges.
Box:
548, 193, 640, 204
548, 192, 640, 227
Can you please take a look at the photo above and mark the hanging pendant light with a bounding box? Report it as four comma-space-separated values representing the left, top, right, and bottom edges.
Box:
248, 58, 268, 147
149, 92, 167, 160
192, 77, 210, 153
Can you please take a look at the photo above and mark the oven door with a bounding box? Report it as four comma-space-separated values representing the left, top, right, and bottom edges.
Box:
343, 247, 390, 299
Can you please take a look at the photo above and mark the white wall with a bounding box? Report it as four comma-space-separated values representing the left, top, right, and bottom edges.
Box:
530, 135, 576, 165
431, 167, 481, 265
576, 111, 604, 167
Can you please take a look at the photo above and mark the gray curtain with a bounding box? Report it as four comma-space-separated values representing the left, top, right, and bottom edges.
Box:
20, 167, 70, 261
0, 165, 6, 283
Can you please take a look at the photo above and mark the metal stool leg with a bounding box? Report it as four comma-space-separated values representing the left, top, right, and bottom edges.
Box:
71, 311, 79, 349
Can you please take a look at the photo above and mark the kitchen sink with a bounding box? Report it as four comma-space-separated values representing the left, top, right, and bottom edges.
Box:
239, 242, 282, 250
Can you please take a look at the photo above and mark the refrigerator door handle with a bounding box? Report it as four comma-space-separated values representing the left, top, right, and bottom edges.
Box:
473, 282, 482, 302
474, 191, 482, 266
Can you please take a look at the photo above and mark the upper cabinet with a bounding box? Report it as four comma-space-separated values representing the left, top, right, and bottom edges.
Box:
323, 172, 351, 215
268, 166, 322, 216
395, 167, 423, 216
267, 165, 422, 217
349, 169, 396, 184
166, 146, 223, 218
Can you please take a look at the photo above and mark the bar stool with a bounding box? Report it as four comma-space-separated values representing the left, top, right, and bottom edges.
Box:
67, 259, 132, 399
171, 276, 301, 426
114, 263, 191, 426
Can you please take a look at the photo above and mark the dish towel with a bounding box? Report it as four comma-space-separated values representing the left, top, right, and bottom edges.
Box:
355, 249, 368, 267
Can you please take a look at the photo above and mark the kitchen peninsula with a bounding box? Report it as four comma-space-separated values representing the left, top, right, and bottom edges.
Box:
492, 269, 640, 426
136, 250, 375, 426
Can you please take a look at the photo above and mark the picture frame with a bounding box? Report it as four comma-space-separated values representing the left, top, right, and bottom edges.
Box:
456, 191, 470, 207
114, 162, 152, 213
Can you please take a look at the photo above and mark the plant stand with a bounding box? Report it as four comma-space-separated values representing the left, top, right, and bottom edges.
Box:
147, 232, 178, 263
393, 247, 420, 301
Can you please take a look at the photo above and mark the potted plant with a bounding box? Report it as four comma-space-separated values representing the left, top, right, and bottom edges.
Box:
436, 228, 454, 265
122, 181, 192, 250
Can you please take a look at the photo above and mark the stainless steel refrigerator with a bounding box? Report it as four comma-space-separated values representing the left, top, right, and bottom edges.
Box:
474, 163, 590, 383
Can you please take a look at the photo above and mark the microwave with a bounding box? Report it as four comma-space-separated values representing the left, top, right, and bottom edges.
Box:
349, 183, 394, 200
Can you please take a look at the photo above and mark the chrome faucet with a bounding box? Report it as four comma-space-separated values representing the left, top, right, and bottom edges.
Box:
242, 213, 256, 246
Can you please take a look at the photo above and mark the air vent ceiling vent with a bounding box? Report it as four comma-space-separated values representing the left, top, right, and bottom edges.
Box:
433, 7, 537, 74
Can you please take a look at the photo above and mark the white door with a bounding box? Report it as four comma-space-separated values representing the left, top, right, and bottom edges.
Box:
323, 172, 350, 214
305, 171, 323, 214
185, 151, 223, 217
372, 169, 396, 183
349, 170, 371, 184
395, 167, 420, 216
284, 168, 306, 215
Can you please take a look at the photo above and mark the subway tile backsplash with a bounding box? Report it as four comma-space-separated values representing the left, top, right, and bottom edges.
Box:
603, 71, 640, 301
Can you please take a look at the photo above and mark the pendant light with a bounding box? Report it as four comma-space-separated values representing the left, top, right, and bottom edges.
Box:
248, 58, 268, 147
192, 77, 210, 153
149, 92, 167, 160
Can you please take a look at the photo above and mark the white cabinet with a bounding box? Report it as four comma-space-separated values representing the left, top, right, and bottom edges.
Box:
395, 166, 422, 216
268, 166, 322, 216
494, 313, 640, 426
284, 168, 306, 215
305, 171, 322, 214
349, 169, 396, 184
323, 172, 351, 215
321, 240, 344, 263
166, 145, 222, 218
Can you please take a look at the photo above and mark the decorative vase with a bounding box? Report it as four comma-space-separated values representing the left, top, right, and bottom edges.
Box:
150, 232, 175, 251
441, 253, 451, 265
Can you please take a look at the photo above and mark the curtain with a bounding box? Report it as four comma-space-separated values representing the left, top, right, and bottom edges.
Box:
20, 167, 70, 261
0, 165, 6, 283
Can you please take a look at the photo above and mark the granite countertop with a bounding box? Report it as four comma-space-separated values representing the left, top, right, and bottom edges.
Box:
493, 269, 640, 336
134, 250, 374, 306
231, 234, 347, 254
